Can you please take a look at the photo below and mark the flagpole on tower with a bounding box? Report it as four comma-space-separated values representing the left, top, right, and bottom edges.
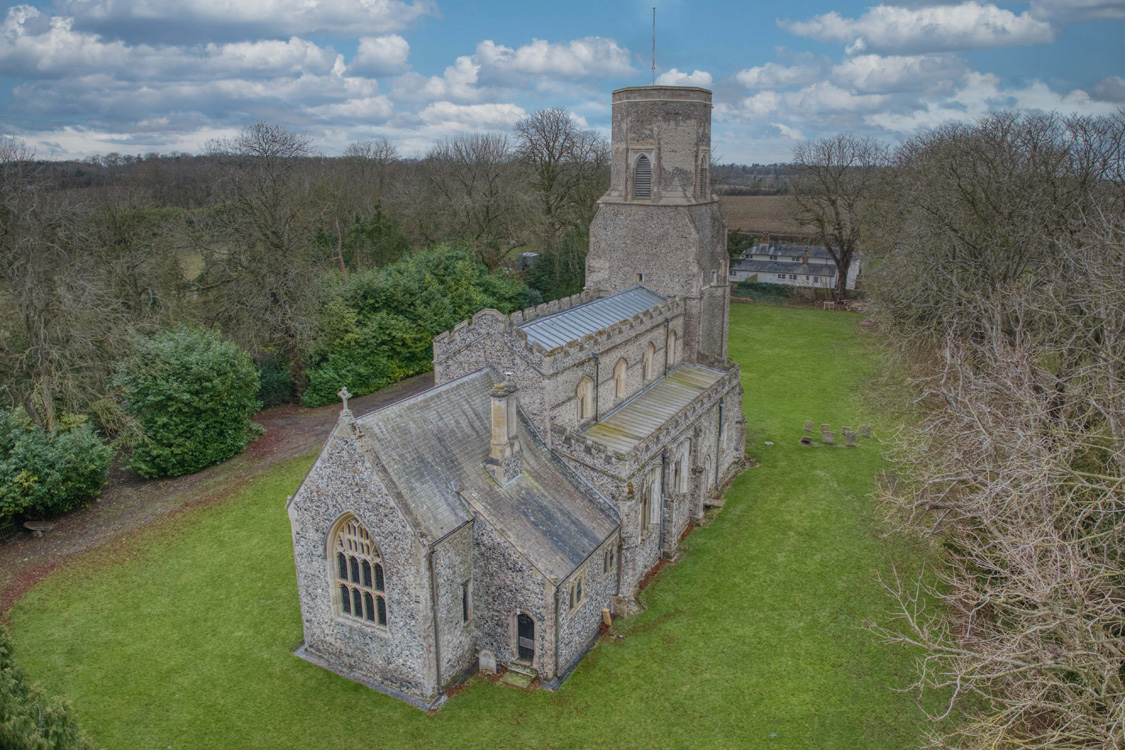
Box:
651, 7, 656, 85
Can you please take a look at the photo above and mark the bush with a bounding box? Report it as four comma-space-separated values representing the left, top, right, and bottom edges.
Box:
0, 626, 94, 750
733, 280, 792, 305
254, 351, 296, 409
113, 326, 261, 478
302, 246, 535, 407
0, 409, 113, 522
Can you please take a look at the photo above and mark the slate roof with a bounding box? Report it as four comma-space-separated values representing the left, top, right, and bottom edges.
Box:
750, 243, 838, 261
517, 286, 665, 349
357, 369, 618, 581
583, 364, 726, 453
732, 259, 836, 277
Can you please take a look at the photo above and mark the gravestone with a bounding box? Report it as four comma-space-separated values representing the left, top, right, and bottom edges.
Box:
820, 424, 830, 432
804, 420, 815, 432
799, 436, 812, 446
844, 431, 857, 447
478, 649, 497, 674
860, 424, 872, 439
842, 426, 852, 435
821, 431, 835, 445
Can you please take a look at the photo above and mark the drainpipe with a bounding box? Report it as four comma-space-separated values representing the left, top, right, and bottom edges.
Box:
715, 403, 723, 489
554, 583, 561, 681
593, 353, 600, 422
428, 547, 443, 698
659, 451, 668, 558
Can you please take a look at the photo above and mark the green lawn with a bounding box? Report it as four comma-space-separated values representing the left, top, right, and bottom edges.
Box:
9, 304, 928, 749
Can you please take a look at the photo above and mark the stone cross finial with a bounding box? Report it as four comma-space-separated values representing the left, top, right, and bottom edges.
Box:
338, 386, 352, 411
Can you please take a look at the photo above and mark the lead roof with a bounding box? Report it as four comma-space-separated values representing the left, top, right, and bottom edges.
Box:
517, 286, 666, 350
583, 363, 726, 453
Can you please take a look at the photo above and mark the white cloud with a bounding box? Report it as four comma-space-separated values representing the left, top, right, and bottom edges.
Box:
781, 3, 1055, 53
308, 96, 394, 122
654, 68, 712, 87
1030, 0, 1125, 23
734, 62, 822, 90
349, 36, 411, 77
59, 0, 438, 42
772, 122, 804, 140
417, 101, 527, 131
1092, 76, 1125, 102
831, 54, 969, 94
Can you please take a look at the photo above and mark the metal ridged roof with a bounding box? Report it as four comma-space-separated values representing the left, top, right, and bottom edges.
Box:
517, 286, 665, 350
583, 364, 726, 453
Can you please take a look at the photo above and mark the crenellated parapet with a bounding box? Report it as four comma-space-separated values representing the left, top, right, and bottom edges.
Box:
433, 292, 685, 377
553, 364, 741, 479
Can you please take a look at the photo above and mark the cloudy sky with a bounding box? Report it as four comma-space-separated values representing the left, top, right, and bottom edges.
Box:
1, 0, 1123, 163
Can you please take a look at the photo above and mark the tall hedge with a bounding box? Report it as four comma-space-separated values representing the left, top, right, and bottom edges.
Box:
113, 326, 260, 478
0, 626, 94, 750
0, 409, 112, 522
302, 246, 537, 406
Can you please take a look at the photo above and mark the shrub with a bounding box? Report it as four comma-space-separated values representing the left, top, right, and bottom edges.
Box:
0, 409, 113, 522
254, 351, 296, 409
0, 626, 94, 750
302, 246, 535, 406
733, 280, 791, 305
114, 326, 261, 478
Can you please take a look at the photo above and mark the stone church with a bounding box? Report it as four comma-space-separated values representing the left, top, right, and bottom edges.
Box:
286, 85, 747, 709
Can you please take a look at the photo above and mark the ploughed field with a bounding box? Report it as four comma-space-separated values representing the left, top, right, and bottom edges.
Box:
8, 304, 930, 749
719, 194, 809, 235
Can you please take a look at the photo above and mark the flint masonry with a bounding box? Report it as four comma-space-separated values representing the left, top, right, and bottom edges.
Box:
287, 85, 747, 709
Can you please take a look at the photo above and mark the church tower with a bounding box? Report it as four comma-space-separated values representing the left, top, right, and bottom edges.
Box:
585, 86, 729, 367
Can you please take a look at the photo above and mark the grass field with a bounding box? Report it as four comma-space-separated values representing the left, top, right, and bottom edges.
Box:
720, 195, 809, 234
8, 304, 931, 749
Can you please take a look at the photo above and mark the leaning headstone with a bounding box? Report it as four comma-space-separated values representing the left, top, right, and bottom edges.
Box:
821, 430, 835, 445
860, 424, 872, 439
799, 436, 812, 446
804, 420, 815, 432
821, 424, 830, 432
478, 649, 497, 674
844, 431, 857, 448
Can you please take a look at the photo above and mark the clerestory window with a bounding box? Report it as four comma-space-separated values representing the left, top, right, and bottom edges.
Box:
643, 343, 655, 382
576, 376, 594, 423
334, 516, 386, 627
614, 358, 628, 400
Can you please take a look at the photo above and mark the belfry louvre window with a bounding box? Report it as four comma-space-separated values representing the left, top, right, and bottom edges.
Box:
633, 155, 652, 200
334, 516, 386, 627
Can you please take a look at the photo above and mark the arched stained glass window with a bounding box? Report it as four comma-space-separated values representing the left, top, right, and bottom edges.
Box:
333, 516, 387, 628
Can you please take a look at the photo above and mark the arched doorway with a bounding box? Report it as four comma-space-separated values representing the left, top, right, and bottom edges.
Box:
516, 613, 535, 662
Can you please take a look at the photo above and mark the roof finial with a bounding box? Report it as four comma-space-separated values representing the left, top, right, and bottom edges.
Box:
651, 7, 656, 86
337, 385, 352, 412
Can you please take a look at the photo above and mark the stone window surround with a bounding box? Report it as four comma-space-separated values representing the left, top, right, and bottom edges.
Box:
613, 358, 628, 400
567, 569, 587, 614
628, 148, 656, 202
576, 376, 594, 423
329, 514, 389, 633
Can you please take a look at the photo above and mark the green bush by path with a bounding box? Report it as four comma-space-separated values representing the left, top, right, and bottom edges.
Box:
0, 409, 112, 522
113, 326, 261, 478
10, 304, 932, 749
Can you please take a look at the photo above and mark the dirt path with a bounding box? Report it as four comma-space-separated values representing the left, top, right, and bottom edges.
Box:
0, 373, 433, 617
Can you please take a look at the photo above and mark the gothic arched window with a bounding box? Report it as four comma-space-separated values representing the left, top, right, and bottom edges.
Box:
576, 376, 594, 423
666, 329, 678, 368
333, 516, 386, 627
633, 155, 652, 200
614, 359, 628, 400
643, 343, 655, 382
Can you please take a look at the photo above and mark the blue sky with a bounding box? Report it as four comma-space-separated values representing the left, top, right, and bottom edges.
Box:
1, 0, 1122, 162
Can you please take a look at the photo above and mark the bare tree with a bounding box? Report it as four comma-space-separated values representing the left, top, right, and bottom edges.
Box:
196, 122, 324, 384
790, 134, 889, 302
421, 133, 525, 267
514, 108, 609, 251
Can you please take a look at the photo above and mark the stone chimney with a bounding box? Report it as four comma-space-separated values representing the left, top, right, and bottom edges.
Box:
486, 382, 522, 486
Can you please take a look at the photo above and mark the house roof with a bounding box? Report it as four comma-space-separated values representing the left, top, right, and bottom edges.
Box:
750, 243, 838, 261
357, 369, 618, 581
583, 363, 726, 453
733, 259, 836, 277
517, 286, 665, 349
